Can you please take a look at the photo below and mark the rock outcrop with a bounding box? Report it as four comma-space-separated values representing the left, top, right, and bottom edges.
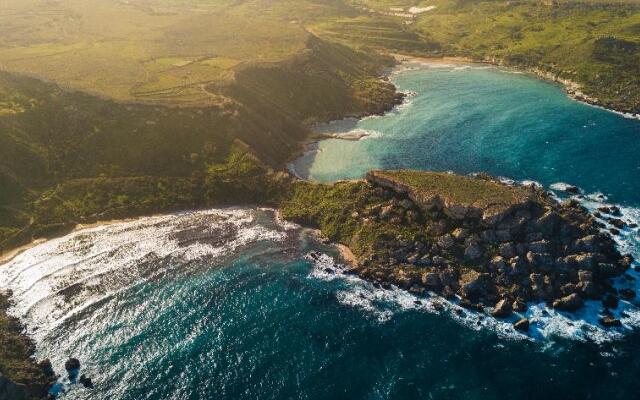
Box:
335, 171, 630, 317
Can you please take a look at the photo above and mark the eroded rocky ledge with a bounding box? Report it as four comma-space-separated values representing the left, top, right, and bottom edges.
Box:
281, 170, 636, 331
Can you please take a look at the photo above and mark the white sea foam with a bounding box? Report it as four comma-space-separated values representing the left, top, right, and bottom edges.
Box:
550, 182, 583, 194
304, 177, 640, 344
0, 208, 291, 343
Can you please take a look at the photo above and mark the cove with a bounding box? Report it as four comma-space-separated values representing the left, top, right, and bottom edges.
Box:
3, 209, 640, 400
293, 61, 640, 207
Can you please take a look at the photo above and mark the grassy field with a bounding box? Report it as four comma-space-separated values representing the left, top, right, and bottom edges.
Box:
1, 0, 638, 111
316, 0, 640, 113
0, 0, 311, 105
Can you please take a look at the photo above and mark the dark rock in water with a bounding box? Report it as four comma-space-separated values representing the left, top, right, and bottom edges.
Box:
619, 288, 636, 300
609, 228, 621, 236
38, 359, 55, 378
491, 299, 512, 318
598, 206, 622, 217
603, 294, 620, 309
599, 315, 622, 328
459, 298, 484, 312
79, 375, 94, 389
513, 318, 530, 332
553, 293, 584, 311
565, 185, 580, 194
512, 299, 528, 312
65, 358, 80, 372
608, 218, 626, 229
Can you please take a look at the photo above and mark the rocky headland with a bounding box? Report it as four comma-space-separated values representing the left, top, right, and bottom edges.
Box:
0, 292, 56, 400
281, 170, 635, 331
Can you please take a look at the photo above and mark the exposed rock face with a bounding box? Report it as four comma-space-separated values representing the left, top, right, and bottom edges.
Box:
345, 171, 630, 317
0, 373, 37, 400
553, 293, 584, 311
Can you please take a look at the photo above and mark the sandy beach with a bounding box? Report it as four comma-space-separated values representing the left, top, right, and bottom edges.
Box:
0, 217, 142, 266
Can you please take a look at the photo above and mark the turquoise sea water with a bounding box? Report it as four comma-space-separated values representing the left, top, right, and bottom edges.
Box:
3, 63, 640, 400
293, 62, 640, 206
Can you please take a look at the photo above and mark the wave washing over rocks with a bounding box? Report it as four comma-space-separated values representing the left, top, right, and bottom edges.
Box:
305, 195, 640, 344
298, 171, 640, 344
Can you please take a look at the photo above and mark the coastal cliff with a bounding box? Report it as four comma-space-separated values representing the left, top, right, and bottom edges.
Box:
0, 292, 55, 400
281, 170, 634, 330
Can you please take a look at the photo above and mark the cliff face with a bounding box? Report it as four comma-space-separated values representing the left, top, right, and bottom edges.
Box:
0, 293, 55, 400
281, 170, 634, 329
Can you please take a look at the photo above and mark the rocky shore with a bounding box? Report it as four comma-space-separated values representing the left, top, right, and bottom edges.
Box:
395, 54, 640, 119
281, 170, 635, 331
0, 292, 56, 400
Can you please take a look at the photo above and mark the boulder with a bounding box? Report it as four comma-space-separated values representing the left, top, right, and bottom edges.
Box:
464, 242, 483, 261
407, 253, 420, 265
451, 228, 469, 241
417, 255, 432, 267
573, 235, 599, 253
494, 229, 512, 242
578, 270, 593, 283
421, 273, 442, 290
526, 252, 553, 269
436, 234, 455, 250
432, 256, 447, 267
438, 268, 458, 288
460, 273, 495, 302
602, 294, 619, 309
597, 263, 622, 277
608, 218, 626, 230
399, 199, 414, 209
513, 318, 530, 332
38, 359, 55, 378
512, 299, 528, 312
491, 299, 512, 318
499, 242, 517, 259
536, 210, 561, 236
508, 257, 528, 276
552, 293, 584, 311
380, 205, 394, 219
65, 358, 81, 373
528, 240, 551, 254
619, 288, 636, 300
599, 315, 622, 328
578, 281, 598, 298
79, 375, 94, 389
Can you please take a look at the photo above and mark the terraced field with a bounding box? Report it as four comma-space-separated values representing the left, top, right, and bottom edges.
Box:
0, 0, 310, 105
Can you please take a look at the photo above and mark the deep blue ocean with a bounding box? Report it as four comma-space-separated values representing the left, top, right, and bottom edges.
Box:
2, 62, 640, 400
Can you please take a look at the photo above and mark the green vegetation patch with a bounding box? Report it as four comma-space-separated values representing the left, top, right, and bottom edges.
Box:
0, 294, 50, 392
369, 170, 535, 210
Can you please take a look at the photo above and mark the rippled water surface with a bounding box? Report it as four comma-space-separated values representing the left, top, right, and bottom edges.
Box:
3, 62, 640, 399
293, 61, 640, 206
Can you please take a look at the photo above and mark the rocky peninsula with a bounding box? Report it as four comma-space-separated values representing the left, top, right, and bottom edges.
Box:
281, 170, 635, 331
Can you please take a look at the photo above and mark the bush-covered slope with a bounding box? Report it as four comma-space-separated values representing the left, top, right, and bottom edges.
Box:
0, 35, 398, 253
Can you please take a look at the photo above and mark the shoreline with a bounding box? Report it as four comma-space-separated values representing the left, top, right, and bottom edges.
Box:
0, 216, 145, 266
336, 244, 358, 267
288, 52, 640, 182
393, 53, 640, 120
